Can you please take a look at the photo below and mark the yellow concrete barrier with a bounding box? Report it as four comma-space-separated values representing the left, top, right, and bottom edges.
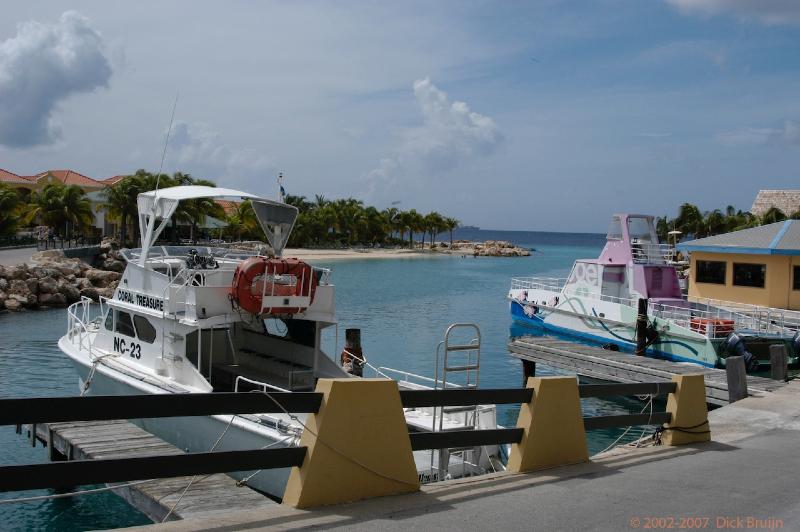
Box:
507, 376, 589, 473
282, 378, 419, 508
662, 374, 711, 446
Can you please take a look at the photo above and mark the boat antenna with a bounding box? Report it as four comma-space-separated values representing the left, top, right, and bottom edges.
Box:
155, 90, 179, 191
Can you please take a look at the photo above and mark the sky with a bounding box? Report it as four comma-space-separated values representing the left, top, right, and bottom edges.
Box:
1, 0, 800, 232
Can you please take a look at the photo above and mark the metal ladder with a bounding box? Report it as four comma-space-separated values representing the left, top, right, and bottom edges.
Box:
432, 323, 481, 480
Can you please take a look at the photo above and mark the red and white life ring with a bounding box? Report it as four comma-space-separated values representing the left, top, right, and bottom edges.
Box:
231, 257, 318, 315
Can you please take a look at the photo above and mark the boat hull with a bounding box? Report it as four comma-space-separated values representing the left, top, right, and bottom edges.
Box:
509, 297, 718, 368
60, 338, 294, 498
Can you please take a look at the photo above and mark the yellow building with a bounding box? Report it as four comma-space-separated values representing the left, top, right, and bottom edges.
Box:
677, 221, 800, 310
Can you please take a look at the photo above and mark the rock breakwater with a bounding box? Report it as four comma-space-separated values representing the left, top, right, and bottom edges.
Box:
0, 240, 124, 312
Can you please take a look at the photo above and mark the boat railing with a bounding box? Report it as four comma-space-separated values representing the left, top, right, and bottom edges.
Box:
687, 296, 800, 334
234, 375, 290, 393
510, 277, 567, 292
510, 278, 638, 308
648, 299, 794, 337
376, 366, 463, 389
631, 243, 673, 264
66, 297, 96, 357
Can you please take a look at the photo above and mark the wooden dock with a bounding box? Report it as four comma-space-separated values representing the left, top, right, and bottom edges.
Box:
19, 419, 275, 522
508, 336, 788, 405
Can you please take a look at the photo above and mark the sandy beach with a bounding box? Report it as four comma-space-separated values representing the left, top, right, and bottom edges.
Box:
283, 247, 429, 261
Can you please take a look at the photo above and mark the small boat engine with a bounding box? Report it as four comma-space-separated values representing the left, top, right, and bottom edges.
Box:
721, 332, 759, 371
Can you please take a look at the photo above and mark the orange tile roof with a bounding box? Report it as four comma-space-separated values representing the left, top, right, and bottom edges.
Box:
31, 170, 105, 188
101, 175, 128, 185
216, 199, 240, 216
0, 168, 33, 184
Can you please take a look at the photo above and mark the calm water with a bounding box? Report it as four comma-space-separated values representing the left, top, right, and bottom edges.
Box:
0, 229, 654, 530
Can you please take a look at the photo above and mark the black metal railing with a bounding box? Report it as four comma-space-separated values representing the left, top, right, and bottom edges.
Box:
0, 392, 321, 493
0, 381, 678, 492
579, 382, 675, 430
0, 235, 36, 248
36, 236, 101, 251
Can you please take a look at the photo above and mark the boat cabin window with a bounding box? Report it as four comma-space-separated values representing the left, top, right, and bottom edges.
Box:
115, 311, 136, 338
607, 216, 623, 241
134, 315, 157, 343
104, 309, 114, 331
627, 217, 655, 244
264, 318, 288, 338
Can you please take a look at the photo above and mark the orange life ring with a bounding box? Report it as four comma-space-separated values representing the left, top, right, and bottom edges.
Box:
231, 257, 318, 315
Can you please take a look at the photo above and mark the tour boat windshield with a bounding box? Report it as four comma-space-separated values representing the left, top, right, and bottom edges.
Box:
627, 216, 657, 244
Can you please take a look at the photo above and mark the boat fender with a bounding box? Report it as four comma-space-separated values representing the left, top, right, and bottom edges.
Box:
601, 343, 620, 351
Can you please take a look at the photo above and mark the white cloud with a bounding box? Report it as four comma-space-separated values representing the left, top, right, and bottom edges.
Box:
0, 11, 112, 148
167, 121, 275, 187
715, 120, 800, 146
366, 78, 502, 197
666, 0, 800, 25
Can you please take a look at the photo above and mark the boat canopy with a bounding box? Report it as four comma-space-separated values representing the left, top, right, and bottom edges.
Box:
137, 185, 298, 265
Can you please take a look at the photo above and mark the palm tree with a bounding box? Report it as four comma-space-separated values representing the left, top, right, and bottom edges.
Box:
0, 183, 20, 237
59, 184, 94, 239
225, 200, 259, 241
444, 217, 459, 247
760, 207, 787, 225
703, 209, 727, 236
25, 183, 93, 238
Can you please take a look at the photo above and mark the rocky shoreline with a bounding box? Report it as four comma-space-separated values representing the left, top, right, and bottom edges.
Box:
0, 240, 124, 313
435, 240, 531, 257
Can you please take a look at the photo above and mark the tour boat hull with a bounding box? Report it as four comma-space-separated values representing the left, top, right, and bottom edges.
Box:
60, 337, 296, 497
509, 297, 719, 367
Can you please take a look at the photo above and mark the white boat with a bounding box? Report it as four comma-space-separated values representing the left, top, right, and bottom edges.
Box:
508, 214, 799, 369
60, 185, 502, 497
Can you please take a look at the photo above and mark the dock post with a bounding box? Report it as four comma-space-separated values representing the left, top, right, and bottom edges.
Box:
30, 423, 37, 447
769, 345, 788, 382
521, 359, 535, 387
725, 356, 748, 403
282, 378, 419, 508
507, 376, 589, 473
662, 374, 711, 445
635, 298, 648, 355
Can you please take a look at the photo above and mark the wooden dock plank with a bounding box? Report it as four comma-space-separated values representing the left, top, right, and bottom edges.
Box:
508, 336, 789, 405
23, 419, 275, 522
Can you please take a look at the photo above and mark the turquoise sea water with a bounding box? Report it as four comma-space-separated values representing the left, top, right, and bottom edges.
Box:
0, 230, 656, 531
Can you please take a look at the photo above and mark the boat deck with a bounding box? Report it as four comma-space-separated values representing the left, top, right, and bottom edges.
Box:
20, 419, 276, 522
508, 336, 789, 405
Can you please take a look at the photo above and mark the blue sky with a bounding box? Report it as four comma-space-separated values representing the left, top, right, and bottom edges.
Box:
1, 1, 799, 231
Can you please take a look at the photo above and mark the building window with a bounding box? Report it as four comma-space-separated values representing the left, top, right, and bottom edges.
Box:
732, 263, 766, 288
696, 260, 726, 284
794, 266, 800, 290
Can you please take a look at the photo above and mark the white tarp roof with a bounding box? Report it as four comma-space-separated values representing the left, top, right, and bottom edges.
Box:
136, 185, 298, 264
138, 185, 262, 202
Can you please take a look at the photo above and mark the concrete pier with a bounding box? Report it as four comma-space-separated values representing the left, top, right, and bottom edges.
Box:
119, 379, 800, 531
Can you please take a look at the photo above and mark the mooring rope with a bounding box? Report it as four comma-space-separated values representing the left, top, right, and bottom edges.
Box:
256, 389, 420, 487
591, 394, 654, 457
